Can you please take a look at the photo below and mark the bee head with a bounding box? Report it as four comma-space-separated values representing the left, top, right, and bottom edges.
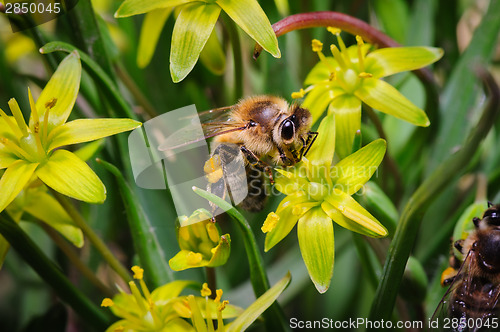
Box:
279, 105, 312, 145
476, 230, 500, 272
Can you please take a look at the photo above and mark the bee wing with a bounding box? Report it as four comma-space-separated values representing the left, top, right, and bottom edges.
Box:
158, 120, 246, 152
431, 250, 475, 331
431, 250, 500, 331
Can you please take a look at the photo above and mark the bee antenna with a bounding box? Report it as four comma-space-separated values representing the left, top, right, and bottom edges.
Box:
488, 201, 494, 207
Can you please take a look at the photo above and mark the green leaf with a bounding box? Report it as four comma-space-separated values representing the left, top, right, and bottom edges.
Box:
47, 118, 142, 152
0, 160, 38, 213
429, 0, 500, 169
23, 190, 84, 247
331, 138, 386, 195
227, 272, 291, 332
325, 188, 387, 237
32, 52, 81, 132
216, 0, 280, 58
359, 181, 398, 236
297, 207, 334, 293
373, 0, 409, 43
98, 159, 173, 286
115, 0, 192, 17
35, 150, 105, 203
328, 94, 362, 159
0, 212, 111, 329
170, 2, 221, 82
199, 28, 226, 75
355, 77, 430, 126
137, 8, 172, 68
366, 46, 443, 78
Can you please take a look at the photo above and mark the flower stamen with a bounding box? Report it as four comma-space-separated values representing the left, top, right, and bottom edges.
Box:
356, 35, 366, 72
0, 137, 32, 160
28, 89, 45, 154
330, 44, 347, 70
312, 39, 337, 74
262, 212, 279, 233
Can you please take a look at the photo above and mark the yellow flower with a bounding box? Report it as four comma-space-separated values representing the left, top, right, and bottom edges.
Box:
169, 209, 231, 271
102, 266, 244, 332
294, 28, 443, 158
0, 52, 141, 213
264, 114, 387, 293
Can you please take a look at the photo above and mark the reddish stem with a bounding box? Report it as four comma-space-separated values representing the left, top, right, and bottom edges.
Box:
253, 11, 400, 59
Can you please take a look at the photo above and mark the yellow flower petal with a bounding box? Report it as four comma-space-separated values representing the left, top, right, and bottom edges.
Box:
325, 188, 387, 237
35, 150, 106, 203
297, 207, 334, 293
47, 118, 142, 152
114, 0, 192, 17
365, 46, 443, 78
0, 160, 38, 213
355, 77, 430, 127
216, 0, 280, 58
170, 2, 221, 82
331, 138, 386, 195
32, 52, 82, 133
137, 8, 172, 68
328, 94, 362, 159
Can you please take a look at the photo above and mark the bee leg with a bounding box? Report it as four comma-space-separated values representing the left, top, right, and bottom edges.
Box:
240, 146, 274, 184
473, 217, 481, 228
298, 131, 319, 160
454, 239, 464, 253
277, 146, 293, 166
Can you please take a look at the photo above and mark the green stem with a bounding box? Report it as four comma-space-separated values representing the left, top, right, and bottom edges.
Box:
205, 267, 217, 300
39, 221, 115, 298
50, 189, 131, 283
368, 68, 500, 323
222, 14, 243, 101
193, 187, 287, 332
115, 62, 158, 118
0, 212, 111, 330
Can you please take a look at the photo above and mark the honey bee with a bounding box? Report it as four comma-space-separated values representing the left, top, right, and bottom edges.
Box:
159, 95, 317, 212
433, 203, 500, 331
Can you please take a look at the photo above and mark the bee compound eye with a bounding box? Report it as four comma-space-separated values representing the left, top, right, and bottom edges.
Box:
485, 209, 500, 226
281, 119, 295, 141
